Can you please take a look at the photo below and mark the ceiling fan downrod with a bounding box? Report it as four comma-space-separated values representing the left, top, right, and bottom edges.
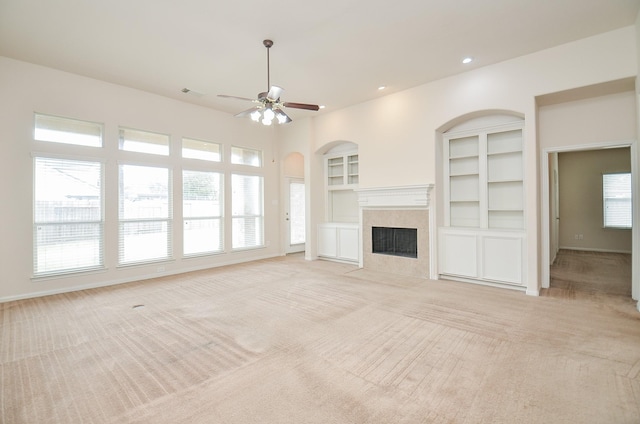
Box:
264, 39, 273, 92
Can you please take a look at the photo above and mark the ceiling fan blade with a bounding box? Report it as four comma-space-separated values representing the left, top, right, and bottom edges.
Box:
274, 108, 292, 124
283, 102, 320, 111
267, 85, 284, 102
234, 106, 262, 118
218, 94, 256, 102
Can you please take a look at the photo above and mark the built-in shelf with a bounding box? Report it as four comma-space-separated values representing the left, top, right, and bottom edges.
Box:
440, 119, 525, 287
322, 149, 360, 263
326, 153, 358, 189
445, 125, 523, 230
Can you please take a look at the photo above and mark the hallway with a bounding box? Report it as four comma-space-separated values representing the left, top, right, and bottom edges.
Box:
549, 249, 632, 297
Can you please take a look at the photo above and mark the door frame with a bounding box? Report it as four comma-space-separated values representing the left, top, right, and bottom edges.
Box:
540, 139, 639, 309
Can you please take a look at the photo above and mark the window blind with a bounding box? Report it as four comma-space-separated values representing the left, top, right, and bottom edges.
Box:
183, 170, 223, 255
34, 157, 104, 275
231, 174, 263, 249
118, 164, 172, 264
603, 173, 632, 229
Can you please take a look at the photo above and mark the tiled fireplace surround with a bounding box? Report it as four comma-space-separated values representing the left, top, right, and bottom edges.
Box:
357, 185, 433, 278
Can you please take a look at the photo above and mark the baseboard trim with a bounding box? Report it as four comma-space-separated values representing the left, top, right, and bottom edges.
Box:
0, 253, 280, 304
558, 246, 632, 254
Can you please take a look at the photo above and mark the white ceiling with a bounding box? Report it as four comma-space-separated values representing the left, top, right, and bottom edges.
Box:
1, 0, 639, 121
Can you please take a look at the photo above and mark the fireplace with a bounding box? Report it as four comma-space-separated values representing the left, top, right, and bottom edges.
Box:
358, 185, 433, 278
372, 227, 418, 258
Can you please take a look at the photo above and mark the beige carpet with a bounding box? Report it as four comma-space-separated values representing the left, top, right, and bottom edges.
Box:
550, 249, 632, 297
1, 255, 640, 423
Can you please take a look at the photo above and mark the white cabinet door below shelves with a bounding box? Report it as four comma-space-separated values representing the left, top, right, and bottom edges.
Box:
337, 226, 359, 261
318, 223, 359, 263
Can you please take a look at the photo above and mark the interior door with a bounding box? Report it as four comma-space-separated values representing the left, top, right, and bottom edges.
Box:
285, 178, 306, 253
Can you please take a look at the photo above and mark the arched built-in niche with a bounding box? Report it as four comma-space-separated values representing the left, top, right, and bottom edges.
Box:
316, 140, 360, 263
436, 111, 526, 290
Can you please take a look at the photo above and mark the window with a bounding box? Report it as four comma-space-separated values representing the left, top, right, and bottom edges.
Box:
34, 113, 102, 147
34, 157, 103, 275
119, 128, 170, 155
182, 138, 221, 162
119, 164, 171, 264
231, 146, 262, 167
183, 170, 223, 255
603, 172, 632, 229
232, 174, 263, 249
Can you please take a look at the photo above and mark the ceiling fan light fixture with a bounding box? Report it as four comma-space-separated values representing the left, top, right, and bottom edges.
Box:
263, 108, 275, 121
250, 110, 261, 122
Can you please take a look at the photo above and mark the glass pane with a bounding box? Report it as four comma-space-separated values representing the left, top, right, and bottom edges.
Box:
34, 114, 103, 147
119, 128, 169, 155
289, 182, 306, 245
231, 146, 262, 167
232, 217, 263, 249
184, 218, 222, 255
232, 173, 263, 249
119, 221, 170, 264
119, 165, 170, 219
33, 157, 103, 275
183, 170, 222, 218
182, 138, 221, 161
231, 174, 262, 217
35, 158, 102, 222
603, 173, 632, 228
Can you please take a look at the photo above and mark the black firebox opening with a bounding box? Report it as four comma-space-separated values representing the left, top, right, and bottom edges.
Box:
372, 227, 417, 258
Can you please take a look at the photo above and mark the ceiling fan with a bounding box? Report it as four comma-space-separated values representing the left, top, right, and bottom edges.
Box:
218, 39, 320, 125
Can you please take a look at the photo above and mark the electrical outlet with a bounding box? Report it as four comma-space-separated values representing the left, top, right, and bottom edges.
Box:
578, 234, 583, 240
574, 234, 579, 240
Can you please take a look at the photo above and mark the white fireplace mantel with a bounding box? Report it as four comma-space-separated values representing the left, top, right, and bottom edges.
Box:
356, 185, 433, 209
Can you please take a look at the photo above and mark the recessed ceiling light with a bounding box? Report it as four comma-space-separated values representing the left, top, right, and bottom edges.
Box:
378, 86, 386, 91
462, 57, 473, 64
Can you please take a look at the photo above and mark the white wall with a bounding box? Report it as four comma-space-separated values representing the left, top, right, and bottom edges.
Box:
538, 87, 637, 149
0, 57, 282, 301
287, 26, 638, 295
